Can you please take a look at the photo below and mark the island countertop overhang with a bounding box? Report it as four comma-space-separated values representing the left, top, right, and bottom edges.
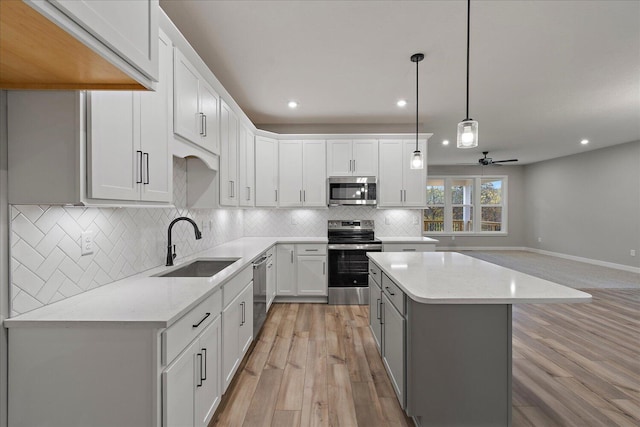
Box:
367, 252, 592, 304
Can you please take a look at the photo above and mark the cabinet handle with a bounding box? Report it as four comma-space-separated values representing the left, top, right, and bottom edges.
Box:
380, 301, 384, 325
303, 190, 306, 202
385, 286, 395, 296
376, 298, 381, 319
323, 261, 326, 275
192, 312, 211, 328
290, 250, 294, 263
400, 190, 403, 202
370, 269, 377, 275
201, 348, 207, 381
247, 186, 251, 201
143, 153, 150, 184
196, 353, 203, 387
199, 113, 205, 136
275, 189, 278, 202
229, 181, 233, 198
202, 114, 207, 137
402, 248, 416, 252
353, 159, 356, 172
348, 159, 351, 172
240, 302, 245, 326
136, 150, 143, 184
300, 190, 302, 202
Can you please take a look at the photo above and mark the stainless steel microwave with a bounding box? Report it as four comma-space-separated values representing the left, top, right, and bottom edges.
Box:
327, 176, 377, 206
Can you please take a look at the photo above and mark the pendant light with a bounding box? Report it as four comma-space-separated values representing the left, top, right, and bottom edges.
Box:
410, 53, 424, 169
457, 0, 478, 149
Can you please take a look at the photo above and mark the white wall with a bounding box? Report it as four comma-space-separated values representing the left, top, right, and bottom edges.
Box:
524, 141, 640, 268
425, 165, 527, 249
8, 158, 244, 316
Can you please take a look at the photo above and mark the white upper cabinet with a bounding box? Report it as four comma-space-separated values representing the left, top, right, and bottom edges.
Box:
8, 30, 173, 206
278, 140, 326, 207
219, 100, 239, 207
327, 139, 378, 177
18, 0, 158, 88
255, 136, 279, 207
378, 139, 427, 208
174, 48, 220, 155
238, 125, 255, 207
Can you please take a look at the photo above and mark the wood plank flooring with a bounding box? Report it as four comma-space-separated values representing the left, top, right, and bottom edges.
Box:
211, 289, 639, 427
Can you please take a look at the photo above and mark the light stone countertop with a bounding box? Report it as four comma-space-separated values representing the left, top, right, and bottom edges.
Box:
368, 251, 591, 304
4, 237, 327, 328
378, 236, 439, 243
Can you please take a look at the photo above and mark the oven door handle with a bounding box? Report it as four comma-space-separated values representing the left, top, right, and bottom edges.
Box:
328, 244, 383, 251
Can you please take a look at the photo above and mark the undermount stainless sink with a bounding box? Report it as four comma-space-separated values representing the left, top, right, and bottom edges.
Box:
156, 259, 240, 278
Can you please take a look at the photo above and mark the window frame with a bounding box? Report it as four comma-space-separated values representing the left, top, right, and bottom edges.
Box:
423, 175, 508, 236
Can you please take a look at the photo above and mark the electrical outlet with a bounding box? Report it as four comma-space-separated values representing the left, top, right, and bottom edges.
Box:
81, 230, 94, 256
631, 250, 636, 257
538, 237, 542, 243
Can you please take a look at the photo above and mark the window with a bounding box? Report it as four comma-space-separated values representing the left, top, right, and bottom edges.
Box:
424, 176, 507, 234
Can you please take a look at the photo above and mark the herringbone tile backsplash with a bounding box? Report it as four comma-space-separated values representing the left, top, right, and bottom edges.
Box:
10, 158, 421, 315
9, 158, 243, 316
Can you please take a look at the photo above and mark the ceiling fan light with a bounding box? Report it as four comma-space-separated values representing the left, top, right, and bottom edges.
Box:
410, 150, 424, 169
457, 119, 478, 148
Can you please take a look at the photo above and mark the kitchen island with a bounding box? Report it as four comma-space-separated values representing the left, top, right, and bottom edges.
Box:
367, 251, 591, 427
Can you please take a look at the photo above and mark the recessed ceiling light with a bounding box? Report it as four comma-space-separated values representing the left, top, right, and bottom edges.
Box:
397, 99, 407, 107
288, 101, 298, 109
442, 140, 450, 146
580, 139, 589, 145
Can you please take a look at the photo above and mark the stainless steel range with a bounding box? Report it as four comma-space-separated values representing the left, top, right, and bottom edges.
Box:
327, 220, 382, 305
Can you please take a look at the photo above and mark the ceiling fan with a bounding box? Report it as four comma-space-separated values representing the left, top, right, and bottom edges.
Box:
477, 151, 518, 166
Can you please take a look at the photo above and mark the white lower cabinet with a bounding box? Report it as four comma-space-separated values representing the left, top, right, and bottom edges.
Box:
222, 282, 253, 391
296, 255, 327, 296
266, 247, 277, 310
382, 292, 406, 408
163, 316, 221, 427
369, 266, 383, 352
276, 244, 327, 298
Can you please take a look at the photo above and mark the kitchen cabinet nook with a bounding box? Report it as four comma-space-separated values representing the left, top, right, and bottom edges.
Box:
7, 30, 174, 206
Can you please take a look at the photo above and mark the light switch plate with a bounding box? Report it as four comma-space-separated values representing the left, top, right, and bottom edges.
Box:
81, 230, 94, 255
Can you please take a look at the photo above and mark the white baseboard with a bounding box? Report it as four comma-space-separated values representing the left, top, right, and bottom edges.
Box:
526, 248, 640, 274
273, 296, 328, 304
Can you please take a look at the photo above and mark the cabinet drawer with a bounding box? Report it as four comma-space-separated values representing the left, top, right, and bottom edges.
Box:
382, 273, 405, 314
163, 290, 222, 365
223, 266, 253, 308
296, 244, 327, 255
383, 243, 435, 252
369, 262, 382, 286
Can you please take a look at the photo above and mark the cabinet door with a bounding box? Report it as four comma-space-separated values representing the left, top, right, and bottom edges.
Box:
369, 280, 382, 353
278, 140, 303, 207
276, 244, 296, 295
382, 293, 405, 408
402, 140, 427, 207
140, 30, 172, 202
296, 255, 327, 296
199, 80, 220, 155
353, 139, 378, 176
326, 140, 352, 176
377, 140, 404, 207
266, 259, 276, 310
222, 298, 241, 391
239, 126, 255, 207
302, 140, 327, 207
162, 339, 197, 427
87, 91, 140, 201
220, 100, 238, 206
195, 318, 221, 427
255, 136, 278, 207
173, 49, 201, 144
238, 283, 254, 356
50, 0, 158, 80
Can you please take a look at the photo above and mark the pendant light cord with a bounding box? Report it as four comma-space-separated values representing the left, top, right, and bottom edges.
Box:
416, 54, 419, 151
465, 0, 470, 120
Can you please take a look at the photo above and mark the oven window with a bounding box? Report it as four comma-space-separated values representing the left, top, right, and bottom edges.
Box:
328, 249, 371, 288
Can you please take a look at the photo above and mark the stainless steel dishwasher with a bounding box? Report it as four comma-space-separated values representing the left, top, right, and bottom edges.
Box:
252, 254, 268, 337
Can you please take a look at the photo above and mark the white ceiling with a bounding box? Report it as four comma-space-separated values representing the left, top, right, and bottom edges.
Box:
160, 0, 640, 165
